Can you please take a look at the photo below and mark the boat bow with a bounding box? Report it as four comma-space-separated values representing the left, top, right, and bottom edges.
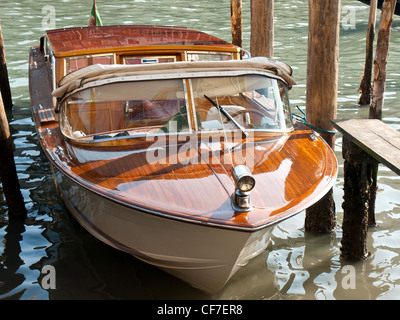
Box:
55, 126, 336, 231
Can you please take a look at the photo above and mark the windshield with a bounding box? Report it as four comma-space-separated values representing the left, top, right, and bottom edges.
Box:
59, 74, 293, 141
191, 75, 293, 133
60, 78, 190, 139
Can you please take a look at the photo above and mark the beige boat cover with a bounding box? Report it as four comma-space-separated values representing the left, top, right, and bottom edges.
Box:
52, 57, 297, 100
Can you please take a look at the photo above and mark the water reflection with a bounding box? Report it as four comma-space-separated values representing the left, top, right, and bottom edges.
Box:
1, 0, 400, 300
0, 219, 26, 300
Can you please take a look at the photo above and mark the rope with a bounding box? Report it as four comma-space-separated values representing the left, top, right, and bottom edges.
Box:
293, 106, 337, 134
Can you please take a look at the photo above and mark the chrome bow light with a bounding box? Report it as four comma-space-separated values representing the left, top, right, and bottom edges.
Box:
232, 165, 256, 211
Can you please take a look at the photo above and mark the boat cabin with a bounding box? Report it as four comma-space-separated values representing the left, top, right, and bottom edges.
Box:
42, 25, 242, 85
41, 25, 296, 145
52, 60, 296, 145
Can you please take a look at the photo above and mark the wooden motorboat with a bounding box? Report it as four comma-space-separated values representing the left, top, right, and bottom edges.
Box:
29, 25, 337, 293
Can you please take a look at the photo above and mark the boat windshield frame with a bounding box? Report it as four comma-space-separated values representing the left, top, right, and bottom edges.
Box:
58, 70, 294, 144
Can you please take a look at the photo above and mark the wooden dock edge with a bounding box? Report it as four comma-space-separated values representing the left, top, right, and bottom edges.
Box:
332, 119, 400, 176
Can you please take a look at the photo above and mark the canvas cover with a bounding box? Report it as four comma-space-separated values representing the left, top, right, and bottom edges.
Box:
52, 57, 297, 102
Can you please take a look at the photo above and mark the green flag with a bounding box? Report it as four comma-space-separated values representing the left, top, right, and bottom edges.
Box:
88, 1, 103, 26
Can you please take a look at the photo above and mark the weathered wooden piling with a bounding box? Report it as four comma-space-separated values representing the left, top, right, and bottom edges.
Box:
367, 0, 396, 228
341, 137, 370, 260
0, 93, 26, 219
369, 0, 396, 120
358, 0, 379, 225
250, 0, 274, 58
0, 25, 25, 218
358, 0, 378, 105
339, 0, 396, 261
304, 0, 341, 233
231, 0, 243, 48
0, 25, 13, 109
333, 118, 400, 259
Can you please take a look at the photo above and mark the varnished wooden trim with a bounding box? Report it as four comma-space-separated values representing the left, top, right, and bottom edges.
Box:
54, 45, 240, 58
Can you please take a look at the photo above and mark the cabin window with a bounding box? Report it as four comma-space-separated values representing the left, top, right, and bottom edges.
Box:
187, 52, 233, 62
123, 56, 176, 65
190, 75, 293, 133
65, 54, 115, 74
60, 78, 190, 140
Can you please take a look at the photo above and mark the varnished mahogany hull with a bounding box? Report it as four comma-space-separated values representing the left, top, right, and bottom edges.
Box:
53, 164, 273, 293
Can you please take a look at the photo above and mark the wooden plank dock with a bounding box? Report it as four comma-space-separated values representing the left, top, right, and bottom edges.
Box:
332, 119, 400, 175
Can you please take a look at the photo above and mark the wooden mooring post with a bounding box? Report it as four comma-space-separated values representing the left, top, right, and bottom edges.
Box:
0, 25, 13, 109
333, 118, 400, 260
304, 0, 341, 233
0, 93, 26, 219
231, 0, 243, 48
369, 0, 396, 121
335, 0, 397, 261
366, 0, 396, 229
0, 26, 26, 219
358, 0, 378, 105
250, 0, 274, 58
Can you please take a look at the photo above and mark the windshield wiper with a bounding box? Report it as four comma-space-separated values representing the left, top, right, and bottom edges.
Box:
204, 95, 248, 139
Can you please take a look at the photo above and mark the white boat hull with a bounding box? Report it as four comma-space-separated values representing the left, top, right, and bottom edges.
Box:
52, 165, 274, 293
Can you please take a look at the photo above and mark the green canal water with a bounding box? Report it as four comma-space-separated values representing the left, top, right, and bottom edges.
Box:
1, 0, 400, 300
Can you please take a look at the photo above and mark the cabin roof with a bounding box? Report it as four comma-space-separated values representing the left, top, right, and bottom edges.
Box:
45, 25, 239, 57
